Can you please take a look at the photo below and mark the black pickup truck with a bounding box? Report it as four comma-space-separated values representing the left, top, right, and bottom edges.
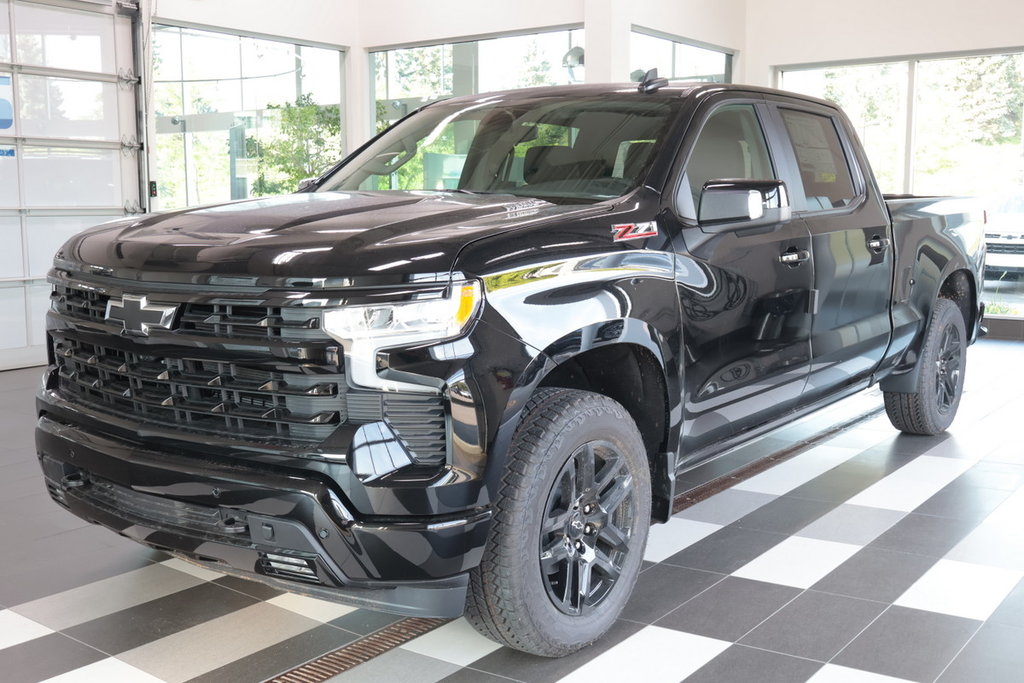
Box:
36, 80, 985, 656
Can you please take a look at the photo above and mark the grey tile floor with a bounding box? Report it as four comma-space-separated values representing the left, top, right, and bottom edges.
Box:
0, 339, 1022, 682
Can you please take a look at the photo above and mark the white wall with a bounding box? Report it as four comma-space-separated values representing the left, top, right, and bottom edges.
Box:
631, 0, 745, 54
744, 0, 1024, 85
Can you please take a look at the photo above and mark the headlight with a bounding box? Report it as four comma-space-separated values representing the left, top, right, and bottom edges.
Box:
323, 280, 482, 345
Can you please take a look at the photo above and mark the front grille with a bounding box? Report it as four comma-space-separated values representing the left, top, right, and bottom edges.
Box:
51, 284, 326, 341
987, 242, 1024, 255
53, 335, 344, 442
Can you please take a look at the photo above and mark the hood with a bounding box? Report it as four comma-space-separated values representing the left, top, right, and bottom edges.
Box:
60, 191, 605, 284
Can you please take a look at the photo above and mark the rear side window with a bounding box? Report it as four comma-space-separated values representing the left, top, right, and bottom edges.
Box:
779, 109, 856, 210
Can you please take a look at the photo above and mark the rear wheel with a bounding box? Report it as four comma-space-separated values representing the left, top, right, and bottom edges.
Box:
465, 388, 651, 657
884, 297, 967, 435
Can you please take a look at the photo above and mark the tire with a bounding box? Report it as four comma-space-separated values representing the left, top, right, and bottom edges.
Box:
884, 297, 967, 435
465, 388, 651, 657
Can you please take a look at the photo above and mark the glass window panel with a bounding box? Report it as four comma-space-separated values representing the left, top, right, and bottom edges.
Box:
0, 73, 13, 136
21, 145, 121, 207
780, 62, 908, 194
152, 81, 183, 117
26, 215, 102, 277
0, 285, 27, 350
241, 37, 297, 111
0, 217, 24, 278
153, 25, 182, 81
14, 2, 115, 73
386, 45, 451, 100
185, 79, 242, 115
0, 1, 10, 62
0, 146, 18, 206
675, 43, 728, 82
631, 32, 673, 78
300, 47, 341, 105
18, 75, 119, 141
179, 28, 240, 81
780, 108, 856, 208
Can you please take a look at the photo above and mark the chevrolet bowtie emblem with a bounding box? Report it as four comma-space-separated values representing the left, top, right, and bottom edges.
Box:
105, 295, 178, 336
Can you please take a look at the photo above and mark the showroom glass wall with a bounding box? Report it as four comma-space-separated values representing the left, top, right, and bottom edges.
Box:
371, 28, 585, 132
151, 25, 343, 209
0, 0, 139, 369
781, 52, 1024, 318
630, 29, 732, 83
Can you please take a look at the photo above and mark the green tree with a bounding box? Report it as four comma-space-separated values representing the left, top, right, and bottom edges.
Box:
247, 93, 342, 196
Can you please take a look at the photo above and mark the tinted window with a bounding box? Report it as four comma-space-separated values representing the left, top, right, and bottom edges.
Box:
780, 109, 856, 209
683, 104, 774, 212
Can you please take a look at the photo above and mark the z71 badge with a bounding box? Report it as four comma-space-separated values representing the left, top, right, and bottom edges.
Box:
611, 221, 658, 242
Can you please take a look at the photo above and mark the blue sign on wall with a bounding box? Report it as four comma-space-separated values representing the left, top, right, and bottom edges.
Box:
0, 75, 13, 130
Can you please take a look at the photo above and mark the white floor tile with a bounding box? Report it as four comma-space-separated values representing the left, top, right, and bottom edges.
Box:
808, 663, 915, 682
160, 557, 223, 582
266, 593, 357, 623
845, 456, 975, 512
40, 658, 165, 683
556, 626, 730, 683
947, 520, 1024, 571
0, 609, 53, 650
400, 617, 501, 667
894, 559, 1024, 621
733, 445, 863, 496
642, 518, 721, 563
732, 536, 861, 589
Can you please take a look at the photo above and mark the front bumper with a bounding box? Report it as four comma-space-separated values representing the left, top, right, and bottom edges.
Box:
35, 413, 490, 618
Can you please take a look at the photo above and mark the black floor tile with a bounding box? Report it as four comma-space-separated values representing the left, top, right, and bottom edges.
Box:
662, 525, 788, 574
329, 609, 404, 636
869, 513, 980, 558
785, 466, 885, 504
620, 564, 724, 624
655, 577, 800, 641
683, 644, 822, 683
739, 590, 886, 661
938, 623, 1024, 683
833, 606, 980, 682
914, 479, 1014, 522
469, 618, 645, 683
957, 461, 1024, 492
812, 546, 937, 603
212, 574, 284, 600
440, 668, 521, 683
988, 577, 1024, 629
64, 581, 258, 654
0, 632, 107, 683
734, 496, 838, 535
188, 623, 358, 683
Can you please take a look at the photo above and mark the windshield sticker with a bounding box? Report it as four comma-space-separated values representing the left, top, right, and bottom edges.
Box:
611, 222, 658, 242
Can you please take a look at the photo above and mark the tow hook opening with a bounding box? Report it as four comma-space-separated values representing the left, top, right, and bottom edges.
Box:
61, 471, 88, 490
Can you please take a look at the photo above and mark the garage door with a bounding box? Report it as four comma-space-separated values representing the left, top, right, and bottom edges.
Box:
0, 0, 140, 370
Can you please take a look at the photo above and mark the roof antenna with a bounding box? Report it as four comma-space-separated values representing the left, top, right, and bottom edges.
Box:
637, 68, 669, 93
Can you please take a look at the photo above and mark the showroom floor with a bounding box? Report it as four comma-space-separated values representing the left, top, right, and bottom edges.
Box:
0, 339, 1022, 683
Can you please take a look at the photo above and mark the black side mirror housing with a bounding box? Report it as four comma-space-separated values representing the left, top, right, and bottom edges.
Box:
699, 179, 791, 230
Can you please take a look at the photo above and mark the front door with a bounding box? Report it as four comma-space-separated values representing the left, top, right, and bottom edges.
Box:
667, 102, 814, 461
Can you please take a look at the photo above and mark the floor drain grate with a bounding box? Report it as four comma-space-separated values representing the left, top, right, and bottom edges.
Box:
268, 616, 451, 682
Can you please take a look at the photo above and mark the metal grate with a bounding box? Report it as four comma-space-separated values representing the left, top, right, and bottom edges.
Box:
269, 617, 451, 682
51, 285, 109, 322
987, 242, 1024, 255
179, 302, 324, 340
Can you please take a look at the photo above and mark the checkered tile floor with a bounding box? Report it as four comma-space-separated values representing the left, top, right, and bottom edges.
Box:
1, 339, 1022, 682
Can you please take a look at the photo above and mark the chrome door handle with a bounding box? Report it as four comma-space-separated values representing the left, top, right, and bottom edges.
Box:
868, 237, 891, 253
779, 249, 810, 265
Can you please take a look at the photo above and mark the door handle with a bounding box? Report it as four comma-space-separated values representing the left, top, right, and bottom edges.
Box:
779, 249, 810, 265
868, 236, 891, 253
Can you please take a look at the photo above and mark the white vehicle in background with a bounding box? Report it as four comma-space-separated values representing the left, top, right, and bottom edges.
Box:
985, 193, 1024, 277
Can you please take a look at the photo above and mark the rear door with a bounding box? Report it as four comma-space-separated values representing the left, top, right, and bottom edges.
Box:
667, 99, 813, 460
767, 101, 894, 403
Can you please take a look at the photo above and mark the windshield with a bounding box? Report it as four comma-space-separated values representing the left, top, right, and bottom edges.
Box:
317, 94, 681, 202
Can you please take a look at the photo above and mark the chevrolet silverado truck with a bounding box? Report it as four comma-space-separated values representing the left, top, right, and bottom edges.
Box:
36, 79, 985, 657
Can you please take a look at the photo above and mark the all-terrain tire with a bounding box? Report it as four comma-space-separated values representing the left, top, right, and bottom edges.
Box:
884, 297, 967, 435
465, 388, 651, 657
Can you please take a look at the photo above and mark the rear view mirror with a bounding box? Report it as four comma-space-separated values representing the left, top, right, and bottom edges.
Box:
297, 177, 318, 192
699, 179, 791, 229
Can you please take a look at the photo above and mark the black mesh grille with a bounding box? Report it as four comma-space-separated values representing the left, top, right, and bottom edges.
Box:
988, 242, 1024, 255
179, 302, 323, 340
52, 335, 344, 442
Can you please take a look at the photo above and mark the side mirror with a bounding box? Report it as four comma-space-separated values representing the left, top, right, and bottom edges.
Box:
698, 179, 791, 229
297, 177, 318, 192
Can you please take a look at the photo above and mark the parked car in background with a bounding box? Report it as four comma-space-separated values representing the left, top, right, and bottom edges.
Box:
985, 192, 1024, 276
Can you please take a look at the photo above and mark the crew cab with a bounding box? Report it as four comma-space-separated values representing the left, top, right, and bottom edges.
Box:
35, 79, 985, 657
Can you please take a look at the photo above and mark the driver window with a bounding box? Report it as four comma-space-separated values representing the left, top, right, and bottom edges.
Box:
679, 104, 775, 219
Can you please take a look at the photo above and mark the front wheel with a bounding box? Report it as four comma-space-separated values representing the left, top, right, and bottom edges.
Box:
465, 388, 651, 657
884, 297, 967, 435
